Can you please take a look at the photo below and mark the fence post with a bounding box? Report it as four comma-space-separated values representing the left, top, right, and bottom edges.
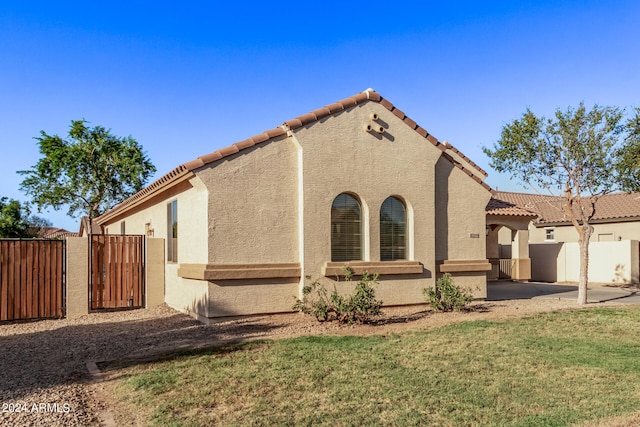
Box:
145, 238, 165, 308
66, 237, 89, 318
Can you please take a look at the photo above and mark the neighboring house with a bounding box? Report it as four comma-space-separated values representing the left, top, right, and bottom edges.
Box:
490, 191, 640, 284
485, 196, 537, 281
79, 216, 103, 237
493, 191, 640, 243
37, 227, 79, 239
95, 89, 493, 321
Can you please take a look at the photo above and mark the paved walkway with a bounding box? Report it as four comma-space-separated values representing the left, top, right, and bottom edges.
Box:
487, 280, 640, 304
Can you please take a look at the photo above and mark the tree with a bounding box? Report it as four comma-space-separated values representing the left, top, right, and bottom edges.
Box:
0, 197, 52, 238
19, 120, 156, 222
483, 104, 640, 305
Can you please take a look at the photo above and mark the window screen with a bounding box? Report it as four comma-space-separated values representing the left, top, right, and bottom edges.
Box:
331, 193, 362, 262
380, 196, 406, 261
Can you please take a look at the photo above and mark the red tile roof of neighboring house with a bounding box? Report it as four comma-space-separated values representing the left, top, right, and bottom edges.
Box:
97, 89, 490, 224
485, 197, 538, 217
491, 191, 640, 224
79, 216, 103, 235
37, 227, 79, 239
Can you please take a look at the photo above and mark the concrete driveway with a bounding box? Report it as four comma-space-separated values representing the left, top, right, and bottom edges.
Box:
487, 280, 640, 304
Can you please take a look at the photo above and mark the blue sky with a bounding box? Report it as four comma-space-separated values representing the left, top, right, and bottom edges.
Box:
1, 1, 639, 231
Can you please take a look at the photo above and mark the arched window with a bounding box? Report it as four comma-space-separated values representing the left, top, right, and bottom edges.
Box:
380, 196, 406, 261
331, 193, 362, 262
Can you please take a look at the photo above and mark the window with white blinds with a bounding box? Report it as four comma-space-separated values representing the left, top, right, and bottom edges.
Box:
331, 193, 362, 262
380, 196, 406, 261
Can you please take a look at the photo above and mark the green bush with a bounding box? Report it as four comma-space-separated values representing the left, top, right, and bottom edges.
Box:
293, 267, 382, 323
423, 273, 473, 312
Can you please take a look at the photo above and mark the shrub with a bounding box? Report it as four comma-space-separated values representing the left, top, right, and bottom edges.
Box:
423, 273, 473, 312
293, 267, 383, 323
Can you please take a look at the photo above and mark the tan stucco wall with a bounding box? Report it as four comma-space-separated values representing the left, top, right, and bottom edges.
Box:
207, 279, 300, 317
146, 238, 165, 308
435, 158, 492, 291
66, 237, 88, 318
103, 178, 208, 264
165, 274, 210, 319
98, 100, 492, 318
294, 102, 444, 304
435, 157, 491, 261
196, 139, 299, 264
101, 177, 209, 312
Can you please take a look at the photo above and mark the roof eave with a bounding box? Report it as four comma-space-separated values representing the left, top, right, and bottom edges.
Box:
96, 166, 194, 225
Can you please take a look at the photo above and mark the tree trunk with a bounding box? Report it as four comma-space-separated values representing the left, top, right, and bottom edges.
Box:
577, 225, 592, 305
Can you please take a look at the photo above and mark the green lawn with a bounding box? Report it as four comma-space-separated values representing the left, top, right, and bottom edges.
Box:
111, 307, 640, 426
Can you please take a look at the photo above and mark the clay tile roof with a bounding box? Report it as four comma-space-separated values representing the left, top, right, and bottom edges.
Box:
298, 113, 318, 126
37, 227, 79, 239
326, 102, 345, 114
98, 89, 491, 223
486, 197, 538, 217
403, 116, 417, 130
589, 192, 640, 221
490, 191, 640, 224
441, 153, 491, 191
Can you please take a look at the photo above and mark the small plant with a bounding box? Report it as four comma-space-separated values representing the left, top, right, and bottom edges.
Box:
423, 273, 473, 312
293, 267, 382, 323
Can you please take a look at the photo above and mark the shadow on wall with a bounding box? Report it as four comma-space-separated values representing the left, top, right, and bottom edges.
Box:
530, 243, 562, 283
180, 278, 301, 321
184, 293, 241, 323
435, 157, 452, 261
613, 264, 628, 284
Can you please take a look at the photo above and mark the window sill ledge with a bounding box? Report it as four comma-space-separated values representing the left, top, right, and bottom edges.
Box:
178, 263, 301, 280
323, 261, 423, 277
438, 260, 492, 273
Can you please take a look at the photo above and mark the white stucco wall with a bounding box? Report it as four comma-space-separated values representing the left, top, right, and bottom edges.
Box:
531, 240, 639, 284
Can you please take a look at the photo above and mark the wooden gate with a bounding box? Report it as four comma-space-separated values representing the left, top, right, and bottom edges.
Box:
0, 239, 65, 321
90, 235, 144, 310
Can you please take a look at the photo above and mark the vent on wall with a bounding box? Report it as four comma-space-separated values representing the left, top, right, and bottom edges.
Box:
364, 112, 385, 134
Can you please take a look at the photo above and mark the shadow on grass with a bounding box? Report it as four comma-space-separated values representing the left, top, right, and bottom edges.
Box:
368, 309, 431, 326
0, 305, 288, 401
98, 338, 268, 374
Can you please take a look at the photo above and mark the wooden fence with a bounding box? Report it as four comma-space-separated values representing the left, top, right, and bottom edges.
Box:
0, 239, 65, 321
90, 235, 144, 310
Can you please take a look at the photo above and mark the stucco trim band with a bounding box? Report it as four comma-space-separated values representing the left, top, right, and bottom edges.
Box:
323, 261, 424, 277
438, 260, 492, 273
178, 263, 301, 280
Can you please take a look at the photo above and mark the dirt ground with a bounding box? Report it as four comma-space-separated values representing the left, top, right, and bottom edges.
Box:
0, 298, 637, 426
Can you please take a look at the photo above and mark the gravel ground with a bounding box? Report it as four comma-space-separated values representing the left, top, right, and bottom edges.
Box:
0, 298, 625, 426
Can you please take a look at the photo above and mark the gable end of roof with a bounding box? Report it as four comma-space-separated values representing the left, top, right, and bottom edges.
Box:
98, 89, 492, 223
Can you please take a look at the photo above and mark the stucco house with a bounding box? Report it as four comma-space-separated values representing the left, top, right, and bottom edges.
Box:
95, 89, 493, 321
488, 191, 640, 284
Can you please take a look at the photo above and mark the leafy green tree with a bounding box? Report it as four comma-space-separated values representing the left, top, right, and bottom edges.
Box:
484, 104, 640, 304
19, 120, 156, 221
0, 197, 51, 238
